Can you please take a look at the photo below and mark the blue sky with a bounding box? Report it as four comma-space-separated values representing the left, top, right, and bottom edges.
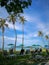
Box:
0, 0, 49, 49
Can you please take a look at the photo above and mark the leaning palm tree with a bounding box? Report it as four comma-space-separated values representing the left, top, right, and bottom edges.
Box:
19, 16, 26, 49
0, 18, 8, 51
8, 14, 17, 51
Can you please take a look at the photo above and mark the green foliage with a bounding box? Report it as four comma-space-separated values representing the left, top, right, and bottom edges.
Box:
0, 0, 32, 14
41, 63, 46, 65
0, 18, 8, 51
38, 31, 43, 37
42, 52, 47, 57
16, 55, 30, 59
0, 0, 8, 6
0, 54, 31, 65
0, 54, 49, 65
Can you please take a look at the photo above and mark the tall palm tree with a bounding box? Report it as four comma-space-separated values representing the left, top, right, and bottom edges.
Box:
8, 14, 17, 51
45, 35, 49, 47
19, 16, 26, 49
0, 18, 8, 51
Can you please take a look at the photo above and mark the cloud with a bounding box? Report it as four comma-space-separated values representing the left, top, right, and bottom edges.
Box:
0, 30, 47, 48
23, 13, 49, 35
0, 0, 49, 48
0, 36, 15, 41
6, 21, 22, 31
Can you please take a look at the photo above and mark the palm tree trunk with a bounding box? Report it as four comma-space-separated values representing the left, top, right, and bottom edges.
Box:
42, 37, 45, 45
13, 24, 17, 51
47, 39, 49, 48
22, 24, 24, 49
2, 27, 4, 52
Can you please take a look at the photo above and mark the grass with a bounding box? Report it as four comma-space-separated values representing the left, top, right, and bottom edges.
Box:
0, 54, 40, 65
0, 49, 49, 65
0, 54, 48, 65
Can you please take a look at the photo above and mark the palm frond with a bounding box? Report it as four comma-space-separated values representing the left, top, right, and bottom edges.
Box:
19, 16, 26, 24
0, 25, 1, 28
45, 35, 49, 39
7, 14, 16, 24
38, 31, 43, 36
5, 24, 8, 27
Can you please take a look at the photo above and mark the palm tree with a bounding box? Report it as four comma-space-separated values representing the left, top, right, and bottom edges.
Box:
8, 14, 17, 51
45, 35, 49, 40
38, 31, 43, 37
0, 18, 8, 51
19, 16, 26, 49
38, 31, 45, 44
45, 35, 49, 47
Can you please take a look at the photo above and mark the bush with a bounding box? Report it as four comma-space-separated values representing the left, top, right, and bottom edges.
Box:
42, 52, 47, 57
9, 49, 13, 54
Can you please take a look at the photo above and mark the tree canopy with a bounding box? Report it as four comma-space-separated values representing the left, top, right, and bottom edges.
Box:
0, 0, 32, 14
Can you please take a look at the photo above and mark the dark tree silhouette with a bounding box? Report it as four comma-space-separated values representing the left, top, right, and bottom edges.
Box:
0, 0, 32, 14
0, 18, 8, 51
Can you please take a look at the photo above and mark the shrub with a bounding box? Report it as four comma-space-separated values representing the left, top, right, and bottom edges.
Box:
42, 52, 47, 57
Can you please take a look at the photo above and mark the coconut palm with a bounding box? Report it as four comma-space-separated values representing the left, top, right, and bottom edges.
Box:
38, 31, 43, 37
20, 16, 26, 48
45, 35, 49, 47
8, 14, 17, 51
19, 16, 26, 49
0, 18, 8, 51
45, 35, 49, 40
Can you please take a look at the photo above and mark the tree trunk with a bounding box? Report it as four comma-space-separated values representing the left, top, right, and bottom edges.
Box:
47, 38, 49, 48
22, 24, 24, 49
2, 27, 4, 52
13, 24, 17, 51
42, 37, 45, 45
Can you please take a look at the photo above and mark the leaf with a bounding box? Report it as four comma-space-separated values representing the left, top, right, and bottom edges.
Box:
0, 0, 32, 13
38, 31, 43, 36
5, 24, 8, 27
45, 35, 49, 39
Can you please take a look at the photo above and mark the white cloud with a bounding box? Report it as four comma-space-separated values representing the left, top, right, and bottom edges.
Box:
5, 36, 15, 41
23, 13, 40, 23
23, 13, 49, 35
6, 21, 22, 31
0, 30, 46, 47
5, 13, 49, 37
0, 36, 15, 41
27, 33, 38, 38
